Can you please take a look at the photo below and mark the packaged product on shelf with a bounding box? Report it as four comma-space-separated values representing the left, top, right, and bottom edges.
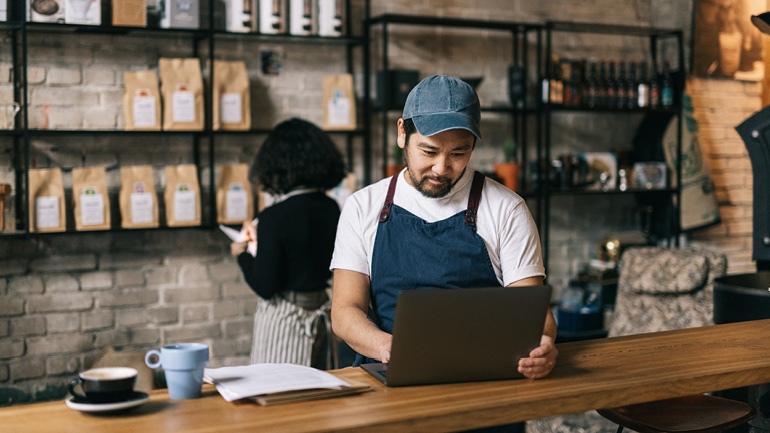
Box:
225, 0, 252, 32
289, 0, 315, 36
0, 183, 10, 233
72, 166, 110, 231
119, 165, 159, 229
164, 164, 201, 227
28, 168, 66, 233
159, 58, 204, 131
159, 0, 198, 29
317, 0, 341, 37
112, 0, 147, 27
0, 0, 7, 21
258, 0, 286, 34
212, 60, 251, 131
123, 70, 161, 130
216, 163, 253, 224
322, 73, 356, 131
28, 0, 65, 23
64, 0, 100, 25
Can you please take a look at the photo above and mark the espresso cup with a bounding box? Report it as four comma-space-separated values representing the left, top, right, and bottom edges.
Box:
145, 343, 209, 400
68, 367, 138, 403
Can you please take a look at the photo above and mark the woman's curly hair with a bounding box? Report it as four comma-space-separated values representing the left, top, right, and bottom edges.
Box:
251, 118, 347, 195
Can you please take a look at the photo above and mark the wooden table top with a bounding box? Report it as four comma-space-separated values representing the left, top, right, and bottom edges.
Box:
4, 319, 770, 433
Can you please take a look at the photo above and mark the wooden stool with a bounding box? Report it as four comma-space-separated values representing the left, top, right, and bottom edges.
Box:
597, 394, 756, 433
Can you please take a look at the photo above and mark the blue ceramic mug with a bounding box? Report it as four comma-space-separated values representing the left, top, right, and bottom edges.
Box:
145, 343, 209, 400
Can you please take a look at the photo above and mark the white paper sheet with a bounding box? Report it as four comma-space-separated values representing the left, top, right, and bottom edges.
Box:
203, 363, 351, 402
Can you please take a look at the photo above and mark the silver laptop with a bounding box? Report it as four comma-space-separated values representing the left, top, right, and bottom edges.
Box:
361, 285, 552, 387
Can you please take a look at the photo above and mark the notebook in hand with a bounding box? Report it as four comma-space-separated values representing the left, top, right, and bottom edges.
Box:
361, 285, 552, 387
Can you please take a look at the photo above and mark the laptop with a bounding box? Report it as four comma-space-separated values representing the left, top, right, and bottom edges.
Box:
361, 285, 552, 387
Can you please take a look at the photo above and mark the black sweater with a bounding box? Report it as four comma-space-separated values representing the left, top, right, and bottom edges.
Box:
237, 191, 340, 300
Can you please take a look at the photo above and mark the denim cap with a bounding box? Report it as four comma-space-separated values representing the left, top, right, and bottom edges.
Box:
402, 75, 482, 139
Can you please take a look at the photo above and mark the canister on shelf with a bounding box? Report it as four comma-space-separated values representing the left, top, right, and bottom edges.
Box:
0, 183, 10, 233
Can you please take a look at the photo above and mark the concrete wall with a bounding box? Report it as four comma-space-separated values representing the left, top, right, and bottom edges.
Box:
0, 0, 758, 405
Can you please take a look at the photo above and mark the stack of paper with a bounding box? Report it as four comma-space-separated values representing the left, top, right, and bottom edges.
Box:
203, 363, 371, 406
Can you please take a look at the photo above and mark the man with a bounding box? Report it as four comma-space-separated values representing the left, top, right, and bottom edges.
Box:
330, 75, 557, 382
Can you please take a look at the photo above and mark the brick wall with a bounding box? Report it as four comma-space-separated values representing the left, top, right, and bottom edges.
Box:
1, 0, 758, 406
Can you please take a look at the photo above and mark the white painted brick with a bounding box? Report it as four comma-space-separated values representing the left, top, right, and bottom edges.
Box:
82, 106, 119, 129
31, 88, 99, 106
47, 67, 82, 85
46, 313, 80, 333
43, 274, 80, 292
80, 271, 113, 290
27, 67, 46, 84
83, 68, 116, 86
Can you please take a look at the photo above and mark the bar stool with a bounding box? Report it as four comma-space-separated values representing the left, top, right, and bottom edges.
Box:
597, 394, 755, 433
596, 247, 756, 433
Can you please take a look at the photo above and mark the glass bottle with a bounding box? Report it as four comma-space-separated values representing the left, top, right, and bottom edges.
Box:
626, 61, 637, 109
586, 59, 598, 109
597, 60, 607, 108
636, 61, 649, 108
605, 61, 617, 110
661, 60, 674, 108
649, 61, 660, 109
549, 55, 563, 105
616, 61, 626, 109
561, 60, 573, 106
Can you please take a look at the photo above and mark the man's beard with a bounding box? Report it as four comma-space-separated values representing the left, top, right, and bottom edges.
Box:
406, 166, 462, 198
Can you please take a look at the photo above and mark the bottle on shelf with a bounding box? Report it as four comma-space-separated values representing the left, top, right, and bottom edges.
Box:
585, 59, 598, 109
561, 60, 573, 106
661, 60, 674, 108
597, 60, 608, 108
549, 55, 563, 105
541, 61, 551, 105
605, 61, 617, 109
570, 60, 583, 107
649, 61, 661, 109
616, 61, 627, 109
626, 61, 637, 110
636, 61, 649, 108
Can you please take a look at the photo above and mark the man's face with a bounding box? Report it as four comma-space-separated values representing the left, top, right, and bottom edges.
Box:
397, 119, 474, 198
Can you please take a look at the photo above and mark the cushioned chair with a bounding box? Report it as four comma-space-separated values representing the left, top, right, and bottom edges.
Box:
596, 246, 756, 433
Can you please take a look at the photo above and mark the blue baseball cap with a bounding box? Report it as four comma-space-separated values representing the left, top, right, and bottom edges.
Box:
402, 75, 482, 139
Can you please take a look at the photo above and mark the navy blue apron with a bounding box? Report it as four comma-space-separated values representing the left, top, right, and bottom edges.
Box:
368, 170, 499, 336
363, 170, 523, 433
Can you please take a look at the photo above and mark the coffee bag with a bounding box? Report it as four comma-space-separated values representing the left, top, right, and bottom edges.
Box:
123, 70, 161, 131
212, 60, 251, 131
159, 58, 205, 131
28, 168, 66, 233
322, 73, 356, 131
164, 164, 201, 227
72, 166, 111, 231
119, 165, 159, 229
216, 163, 253, 224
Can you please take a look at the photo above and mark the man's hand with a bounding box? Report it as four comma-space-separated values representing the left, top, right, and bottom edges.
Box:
518, 334, 558, 379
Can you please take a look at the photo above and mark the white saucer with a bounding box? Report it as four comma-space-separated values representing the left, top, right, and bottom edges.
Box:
65, 391, 149, 413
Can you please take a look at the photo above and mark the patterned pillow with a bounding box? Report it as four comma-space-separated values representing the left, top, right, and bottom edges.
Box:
621, 247, 709, 295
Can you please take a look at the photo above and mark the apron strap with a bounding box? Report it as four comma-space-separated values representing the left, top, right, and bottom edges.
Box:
465, 171, 485, 227
379, 173, 399, 223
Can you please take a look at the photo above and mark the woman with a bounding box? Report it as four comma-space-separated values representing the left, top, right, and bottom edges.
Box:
231, 118, 347, 369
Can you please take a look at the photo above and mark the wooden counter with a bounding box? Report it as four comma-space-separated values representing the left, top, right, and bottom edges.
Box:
3, 319, 770, 433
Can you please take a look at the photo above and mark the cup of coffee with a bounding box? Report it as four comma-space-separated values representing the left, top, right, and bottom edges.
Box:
145, 343, 209, 400
68, 367, 138, 403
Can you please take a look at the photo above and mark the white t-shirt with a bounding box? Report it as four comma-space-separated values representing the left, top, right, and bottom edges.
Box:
331, 169, 545, 286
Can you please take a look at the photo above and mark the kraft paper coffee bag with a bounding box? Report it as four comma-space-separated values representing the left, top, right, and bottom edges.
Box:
28, 168, 66, 233
123, 70, 161, 131
72, 166, 111, 231
164, 164, 201, 227
119, 165, 159, 229
159, 58, 205, 131
212, 60, 251, 131
322, 73, 356, 131
216, 163, 253, 224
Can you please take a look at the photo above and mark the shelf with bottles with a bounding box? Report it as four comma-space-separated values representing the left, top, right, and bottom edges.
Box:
541, 56, 677, 112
